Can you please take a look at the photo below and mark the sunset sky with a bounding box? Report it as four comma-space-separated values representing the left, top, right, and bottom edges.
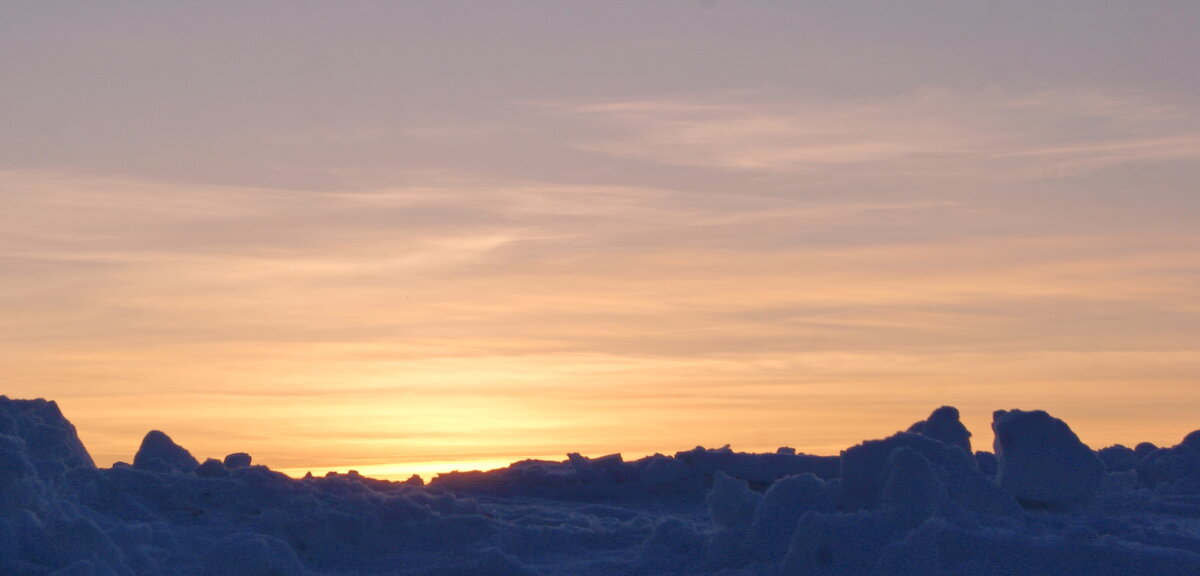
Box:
3, 1, 1198, 479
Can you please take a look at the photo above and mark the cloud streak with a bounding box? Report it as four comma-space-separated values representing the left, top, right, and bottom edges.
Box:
549, 88, 1200, 180
3, 161, 1199, 476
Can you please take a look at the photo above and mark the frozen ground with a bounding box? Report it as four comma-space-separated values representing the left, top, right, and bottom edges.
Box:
3, 397, 1200, 575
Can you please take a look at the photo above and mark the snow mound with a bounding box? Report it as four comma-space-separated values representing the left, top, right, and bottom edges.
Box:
705, 471, 760, 529
429, 445, 836, 500
133, 430, 200, 474
907, 405, 972, 453
1136, 429, 1200, 493
880, 446, 949, 526
747, 472, 835, 561
1182, 429, 1200, 452
1138, 445, 1200, 491
224, 452, 252, 469
0, 396, 95, 482
1098, 444, 1138, 472
993, 409, 1106, 510
4, 397, 1200, 575
673, 445, 839, 486
839, 431, 1017, 516
974, 450, 998, 476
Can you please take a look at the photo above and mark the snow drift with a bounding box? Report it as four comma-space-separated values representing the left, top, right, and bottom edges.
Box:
2, 397, 1199, 575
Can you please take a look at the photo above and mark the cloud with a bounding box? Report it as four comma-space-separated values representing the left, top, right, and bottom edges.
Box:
3, 155, 1199, 473
547, 88, 1200, 179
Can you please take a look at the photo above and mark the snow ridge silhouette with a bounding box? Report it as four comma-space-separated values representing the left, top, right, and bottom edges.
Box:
2, 396, 1200, 575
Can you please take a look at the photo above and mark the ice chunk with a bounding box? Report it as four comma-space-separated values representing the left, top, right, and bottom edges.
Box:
748, 473, 835, 560
224, 453, 252, 469
1137, 445, 1200, 488
132, 431, 199, 474
880, 447, 948, 526
1134, 442, 1159, 461
907, 406, 972, 453
674, 445, 839, 485
705, 471, 761, 529
1182, 429, 1200, 452
992, 409, 1105, 510
196, 458, 228, 478
639, 454, 694, 489
0, 396, 95, 482
840, 432, 1016, 516
974, 451, 998, 477
1097, 445, 1137, 472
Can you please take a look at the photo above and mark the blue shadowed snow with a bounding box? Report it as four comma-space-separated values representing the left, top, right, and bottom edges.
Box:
2, 395, 1200, 575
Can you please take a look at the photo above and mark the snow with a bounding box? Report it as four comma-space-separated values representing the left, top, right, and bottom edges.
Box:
993, 409, 1106, 511
974, 450, 998, 477
3, 394, 1200, 575
1183, 430, 1200, 452
0, 397, 94, 483
746, 472, 835, 561
223, 453, 252, 469
705, 472, 760, 529
906, 406, 972, 454
132, 431, 199, 475
1098, 444, 1138, 473
1138, 445, 1200, 491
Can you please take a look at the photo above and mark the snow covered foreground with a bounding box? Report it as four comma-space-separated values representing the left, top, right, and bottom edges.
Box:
4, 398, 1200, 575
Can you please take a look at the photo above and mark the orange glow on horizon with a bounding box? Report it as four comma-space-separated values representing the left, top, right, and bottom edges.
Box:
4, 98, 1199, 480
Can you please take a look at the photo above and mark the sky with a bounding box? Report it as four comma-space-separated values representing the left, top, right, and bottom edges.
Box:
2, 1, 1199, 479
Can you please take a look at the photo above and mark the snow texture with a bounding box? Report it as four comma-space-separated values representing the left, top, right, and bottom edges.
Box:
993, 409, 1106, 510
1098, 444, 1138, 472
907, 406, 972, 453
132, 431, 199, 474
223, 453, 252, 469
3, 394, 1200, 575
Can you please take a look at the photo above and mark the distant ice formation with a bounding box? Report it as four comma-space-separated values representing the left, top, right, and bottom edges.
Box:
992, 409, 1106, 510
2, 394, 1200, 575
133, 430, 200, 474
906, 405, 972, 453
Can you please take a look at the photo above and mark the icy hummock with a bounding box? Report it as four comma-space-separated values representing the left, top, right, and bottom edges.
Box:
133, 430, 200, 474
993, 409, 1107, 510
907, 405, 972, 453
2, 395, 1200, 575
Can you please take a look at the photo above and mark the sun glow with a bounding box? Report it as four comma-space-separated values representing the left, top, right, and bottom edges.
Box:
3, 63, 1199, 478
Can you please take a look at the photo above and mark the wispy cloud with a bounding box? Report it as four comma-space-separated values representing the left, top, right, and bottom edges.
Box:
547, 88, 1200, 179
4, 162, 1199, 474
